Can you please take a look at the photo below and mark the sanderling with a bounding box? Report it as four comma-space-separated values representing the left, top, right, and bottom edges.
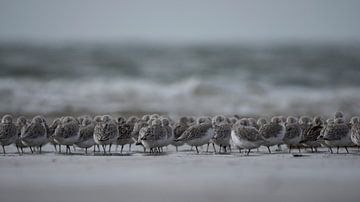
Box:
172, 116, 189, 152
161, 117, 174, 149
283, 116, 302, 153
116, 120, 135, 154
48, 118, 61, 152
175, 117, 214, 154
54, 116, 80, 154
132, 119, 149, 151
334, 111, 344, 119
231, 118, 264, 155
0, 115, 18, 155
15, 116, 28, 154
212, 115, 232, 153
259, 116, 286, 153
350, 116, 360, 147
139, 119, 167, 153
20, 116, 48, 154
75, 118, 96, 154
323, 118, 352, 153
299, 116, 312, 134
93, 115, 119, 154
301, 116, 323, 152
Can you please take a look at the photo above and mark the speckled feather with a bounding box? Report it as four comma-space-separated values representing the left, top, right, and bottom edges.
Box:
303, 124, 322, 142
94, 122, 118, 142
284, 123, 302, 141
173, 123, 189, 139
179, 123, 212, 141
213, 123, 231, 140
117, 123, 132, 140
233, 125, 261, 142
0, 123, 17, 141
259, 123, 284, 139
351, 123, 360, 143
324, 124, 350, 141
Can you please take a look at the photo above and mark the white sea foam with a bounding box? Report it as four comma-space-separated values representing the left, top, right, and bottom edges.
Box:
1, 76, 360, 117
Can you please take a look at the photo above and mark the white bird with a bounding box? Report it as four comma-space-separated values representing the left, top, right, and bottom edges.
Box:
93, 115, 119, 154
0, 115, 18, 155
54, 116, 80, 154
21, 116, 48, 154
175, 117, 214, 154
259, 116, 286, 153
231, 118, 264, 155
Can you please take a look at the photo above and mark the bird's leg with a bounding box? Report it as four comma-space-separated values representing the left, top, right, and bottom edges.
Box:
121, 145, 124, 154
16, 146, 20, 155
102, 145, 106, 154
206, 143, 210, 152
247, 149, 251, 156
267, 146, 271, 154
345, 147, 349, 154
337, 146, 339, 154
289, 145, 292, 153
195, 146, 199, 154
224, 146, 227, 153
129, 144, 132, 152
39, 145, 42, 154
108, 144, 112, 153
2, 146, 5, 155
53, 144, 57, 152
30, 147, 34, 154
85, 148, 88, 155
329, 147, 333, 154
314, 147, 318, 153
212, 143, 217, 153
229, 145, 232, 153
59, 145, 61, 153
310, 147, 314, 153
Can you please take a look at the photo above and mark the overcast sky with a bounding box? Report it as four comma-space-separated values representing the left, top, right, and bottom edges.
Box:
0, 0, 360, 43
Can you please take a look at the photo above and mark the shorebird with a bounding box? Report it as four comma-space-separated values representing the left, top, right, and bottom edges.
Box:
350, 116, 360, 147
259, 116, 286, 153
139, 119, 167, 153
212, 115, 231, 153
75, 118, 95, 154
54, 116, 80, 154
231, 118, 264, 155
301, 116, 323, 152
334, 111, 344, 119
15, 116, 28, 154
132, 119, 149, 151
0, 115, 18, 155
283, 116, 302, 153
20, 116, 48, 153
116, 120, 135, 154
172, 116, 189, 152
161, 118, 174, 148
323, 118, 352, 153
93, 115, 119, 154
257, 118, 267, 129
48, 118, 61, 152
175, 117, 214, 154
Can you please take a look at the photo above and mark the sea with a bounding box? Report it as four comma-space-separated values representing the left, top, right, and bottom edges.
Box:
1, 42, 360, 118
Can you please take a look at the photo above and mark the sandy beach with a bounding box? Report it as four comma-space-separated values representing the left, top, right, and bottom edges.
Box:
1, 145, 360, 202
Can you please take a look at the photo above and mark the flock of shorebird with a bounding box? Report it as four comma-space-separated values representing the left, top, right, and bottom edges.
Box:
0, 111, 360, 156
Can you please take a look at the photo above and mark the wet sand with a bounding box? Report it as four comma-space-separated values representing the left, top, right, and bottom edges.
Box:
1, 145, 360, 202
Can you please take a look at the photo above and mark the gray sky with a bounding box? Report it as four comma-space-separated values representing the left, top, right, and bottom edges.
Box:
0, 0, 360, 43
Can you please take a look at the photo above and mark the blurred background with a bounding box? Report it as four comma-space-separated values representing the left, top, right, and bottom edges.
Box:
0, 0, 360, 118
